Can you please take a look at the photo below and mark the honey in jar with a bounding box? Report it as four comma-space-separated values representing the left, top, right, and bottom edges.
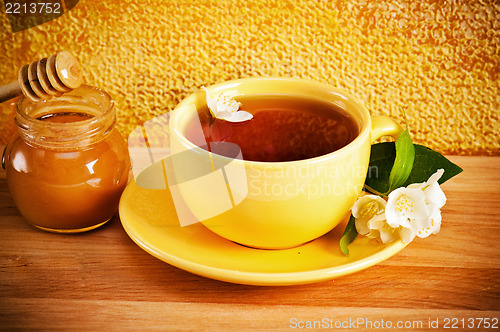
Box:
2, 85, 131, 233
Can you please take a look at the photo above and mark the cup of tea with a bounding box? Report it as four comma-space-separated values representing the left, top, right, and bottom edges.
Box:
168, 77, 403, 249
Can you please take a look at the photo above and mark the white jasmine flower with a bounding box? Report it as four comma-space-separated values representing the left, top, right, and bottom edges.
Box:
202, 86, 253, 123
369, 214, 414, 244
353, 193, 417, 244
407, 169, 446, 237
352, 169, 447, 244
352, 195, 386, 238
385, 187, 431, 243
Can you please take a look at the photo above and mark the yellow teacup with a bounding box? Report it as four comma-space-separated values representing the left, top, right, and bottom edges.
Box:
169, 77, 403, 249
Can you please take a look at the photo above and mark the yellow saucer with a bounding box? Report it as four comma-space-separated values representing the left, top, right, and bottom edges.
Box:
119, 180, 407, 286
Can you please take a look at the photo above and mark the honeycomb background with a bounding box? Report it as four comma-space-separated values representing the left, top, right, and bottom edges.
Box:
0, 0, 499, 155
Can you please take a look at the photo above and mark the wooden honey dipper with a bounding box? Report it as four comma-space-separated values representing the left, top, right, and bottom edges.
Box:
0, 51, 83, 103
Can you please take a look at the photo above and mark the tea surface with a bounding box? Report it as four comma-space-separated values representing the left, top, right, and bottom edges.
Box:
186, 95, 359, 162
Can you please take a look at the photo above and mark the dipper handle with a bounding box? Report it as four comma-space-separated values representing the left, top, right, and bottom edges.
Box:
0, 51, 82, 103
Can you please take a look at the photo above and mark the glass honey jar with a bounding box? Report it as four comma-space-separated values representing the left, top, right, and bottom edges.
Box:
2, 85, 131, 233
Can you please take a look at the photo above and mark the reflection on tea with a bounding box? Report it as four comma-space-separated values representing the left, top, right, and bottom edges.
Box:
185, 95, 360, 162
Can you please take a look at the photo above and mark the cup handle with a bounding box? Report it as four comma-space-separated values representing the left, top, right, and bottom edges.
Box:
371, 116, 404, 143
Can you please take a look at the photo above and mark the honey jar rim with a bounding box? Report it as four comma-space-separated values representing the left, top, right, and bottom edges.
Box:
15, 85, 116, 149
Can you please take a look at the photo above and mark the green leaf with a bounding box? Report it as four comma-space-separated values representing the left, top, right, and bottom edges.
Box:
387, 129, 415, 193
365, 142, 463, 196
364, 143, 395, 196
403, 145, 463, 186
340, 214, 357, 255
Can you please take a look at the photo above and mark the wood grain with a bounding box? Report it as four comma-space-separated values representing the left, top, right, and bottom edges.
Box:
0, 153, 499, 330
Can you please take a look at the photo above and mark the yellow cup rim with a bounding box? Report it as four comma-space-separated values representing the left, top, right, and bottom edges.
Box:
171, 77, 371, 168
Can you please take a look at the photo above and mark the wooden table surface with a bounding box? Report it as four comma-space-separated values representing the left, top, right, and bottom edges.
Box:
1, 153, 499, 331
